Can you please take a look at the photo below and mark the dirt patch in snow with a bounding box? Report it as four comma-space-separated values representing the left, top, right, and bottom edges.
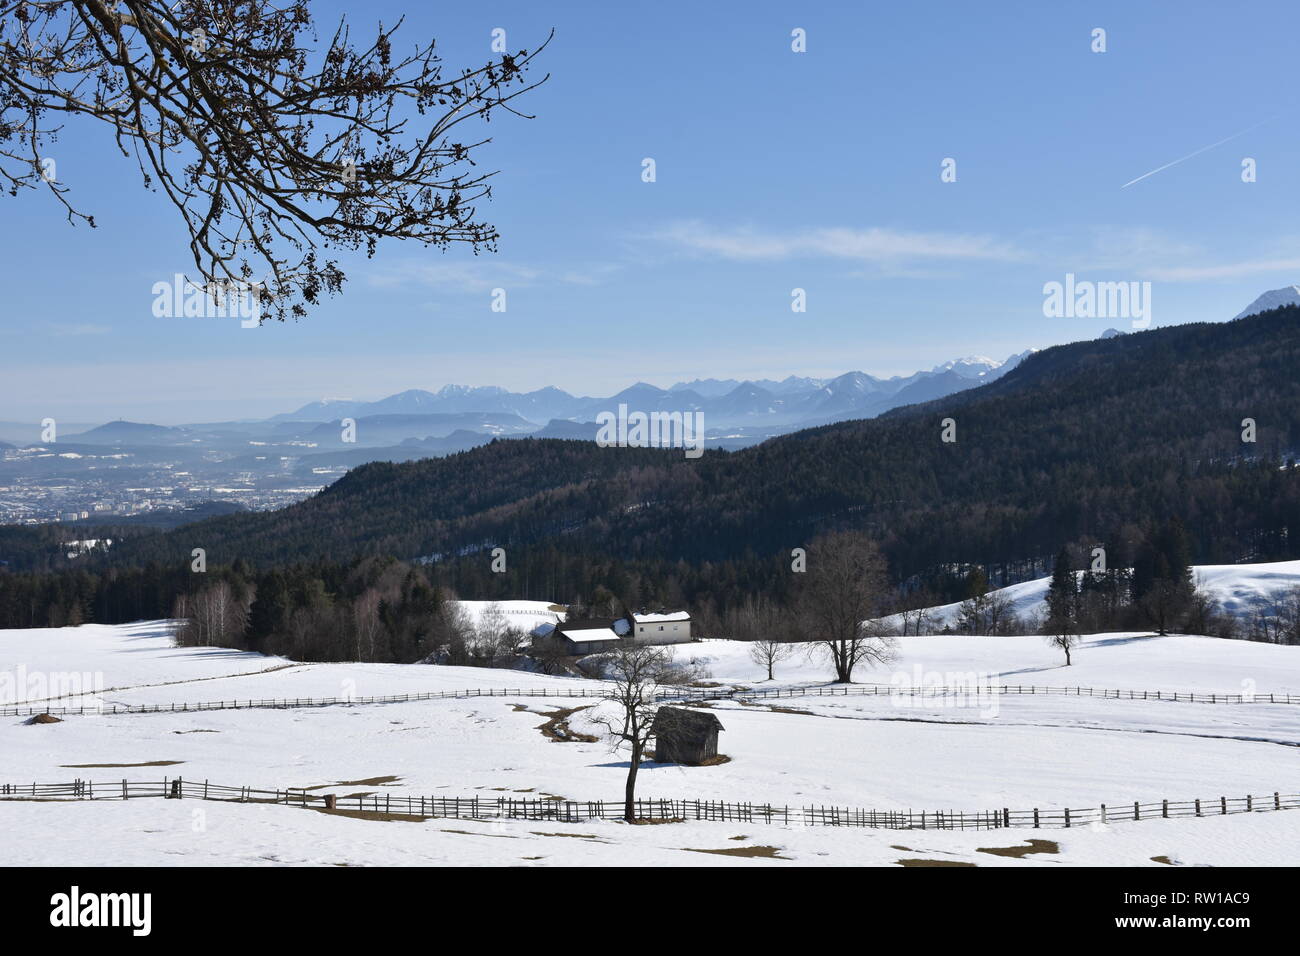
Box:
303, 775, 401, 790
535, 705, 599, 743
312, 806, 429, 823
977, 839, 1059, 859
530, 831, 608, 842
24, 714, 62, 724
440, 828, 517, 839
697, 753, 732, 766
738, 700, 816, 717
630, 817, 686, 826
683, 844, 790, 859
895, 858, 977, 867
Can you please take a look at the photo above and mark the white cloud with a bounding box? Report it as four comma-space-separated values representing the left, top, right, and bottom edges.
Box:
1141, 258, 1300, 282
364, 259, 618, 293
649, 221, 1024, 265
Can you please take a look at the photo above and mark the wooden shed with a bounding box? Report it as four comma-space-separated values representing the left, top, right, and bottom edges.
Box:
652, 707, 724, 765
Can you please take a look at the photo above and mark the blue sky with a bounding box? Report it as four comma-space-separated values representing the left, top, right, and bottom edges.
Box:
3, 0, 1300, 423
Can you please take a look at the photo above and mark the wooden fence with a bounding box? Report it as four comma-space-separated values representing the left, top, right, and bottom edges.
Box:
1, 777, 1296, 831
673, 684, 1300, 705
0, 685, 611, 717
1, 680, 1295, 718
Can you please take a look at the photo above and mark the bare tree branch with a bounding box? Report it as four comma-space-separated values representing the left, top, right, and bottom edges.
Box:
0, 0, 550, 321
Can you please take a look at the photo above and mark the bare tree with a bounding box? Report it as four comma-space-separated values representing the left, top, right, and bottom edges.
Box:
722, 594, 794, 680
172, 579, 246, 647
590, 642, 677, 823
468, 601, 517, 666
1, 1, 550, 321
435, 599, 474, 665
1045, 630, 1078, 666
748, 637, 795, 681
352, 587, 382, 661
530, 631, 570, 675
898, 596, 937, 637
983, 588, 1019, 635
796, 530, 896, 683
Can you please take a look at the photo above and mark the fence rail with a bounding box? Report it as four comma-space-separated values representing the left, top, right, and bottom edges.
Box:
3, 679, 1297, 717
0, 685, 612, 717
671, 684, 1300, 705
2, 777, 1296, 831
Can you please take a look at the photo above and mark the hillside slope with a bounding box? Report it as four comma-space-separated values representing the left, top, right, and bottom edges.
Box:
91, 307, 1300, 578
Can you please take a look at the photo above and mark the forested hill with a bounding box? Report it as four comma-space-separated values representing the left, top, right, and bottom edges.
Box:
53, 306, 1300, 580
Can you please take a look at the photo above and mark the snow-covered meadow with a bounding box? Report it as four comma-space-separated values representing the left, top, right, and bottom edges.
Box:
1, 620, 1297, 866
877, 559, 1300, 634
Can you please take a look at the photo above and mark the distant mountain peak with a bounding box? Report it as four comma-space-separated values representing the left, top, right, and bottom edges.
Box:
930, 355, 1001, 379
1234, 285, 1300, 320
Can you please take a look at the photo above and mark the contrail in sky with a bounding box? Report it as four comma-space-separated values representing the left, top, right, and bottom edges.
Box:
1120, 117, 1278, 188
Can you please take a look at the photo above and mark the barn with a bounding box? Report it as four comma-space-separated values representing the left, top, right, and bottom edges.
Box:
549, 618, 626, 655
652, 707, 724, 765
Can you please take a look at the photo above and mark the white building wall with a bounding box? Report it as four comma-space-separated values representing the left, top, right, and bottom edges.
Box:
634, 619, 692, 645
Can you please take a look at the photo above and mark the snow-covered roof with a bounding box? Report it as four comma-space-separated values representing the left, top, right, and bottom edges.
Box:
559, 627, 622, 644
633, 611, 690, 623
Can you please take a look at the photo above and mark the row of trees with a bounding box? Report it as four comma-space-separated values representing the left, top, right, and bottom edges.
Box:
5, 519, 1298, 661
166, 557, 528, 664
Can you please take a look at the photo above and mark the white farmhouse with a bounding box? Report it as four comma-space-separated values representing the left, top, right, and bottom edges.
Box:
629, 609, 692, 645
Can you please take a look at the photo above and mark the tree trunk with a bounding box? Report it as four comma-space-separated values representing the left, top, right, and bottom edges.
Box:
623, 743, 641, 823
836, 641, 853, 682
1064, 645, 1071, 666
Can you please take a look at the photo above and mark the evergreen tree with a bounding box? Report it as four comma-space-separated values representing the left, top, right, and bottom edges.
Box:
246, 571, 290, 651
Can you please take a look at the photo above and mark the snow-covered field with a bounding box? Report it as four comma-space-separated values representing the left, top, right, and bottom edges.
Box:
452, 599, 564, 634
2, 621, 1297, 866
878, 559, 1300, 632
688, 631, 1300, 695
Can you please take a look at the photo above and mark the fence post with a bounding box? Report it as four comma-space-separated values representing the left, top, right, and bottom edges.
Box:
1162, 799, 1168, 818
1221, 796, 1227, 815
1134, 801, 1139, 821
1002, 807, 1009, 828
1064, 807, 1070, 828
1100, 803, 1107, 824
1033, 807, 1039, 828
1195, 799, 1201, 817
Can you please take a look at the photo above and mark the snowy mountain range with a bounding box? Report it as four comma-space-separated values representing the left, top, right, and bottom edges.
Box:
269, 348, 1040, 438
